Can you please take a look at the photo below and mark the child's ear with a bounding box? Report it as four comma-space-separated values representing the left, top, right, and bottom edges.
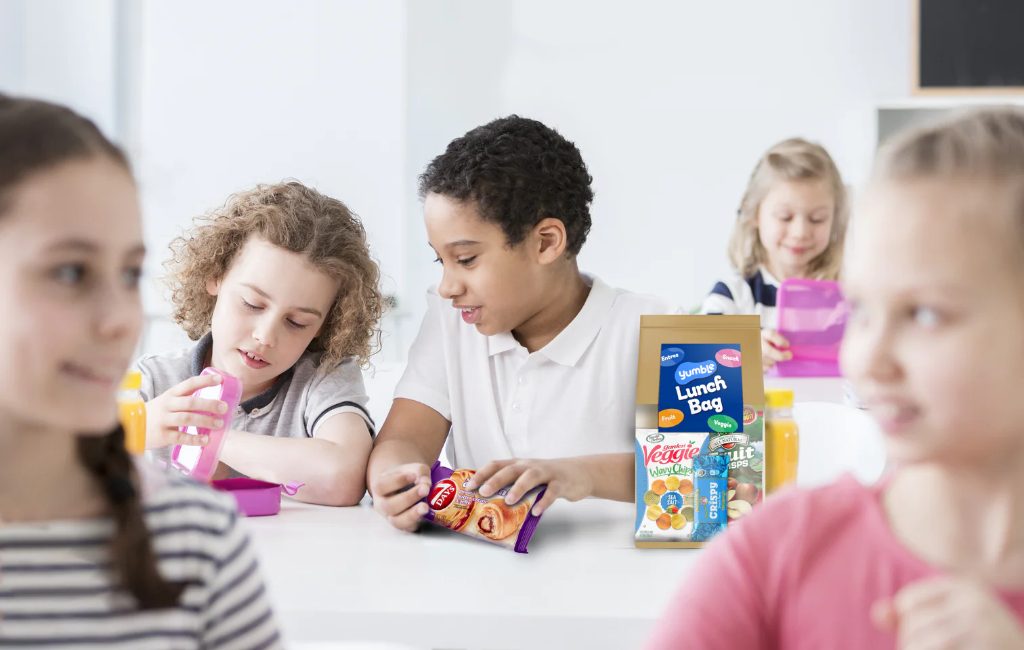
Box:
533, 218, 568, 265
206, 276, 222, 297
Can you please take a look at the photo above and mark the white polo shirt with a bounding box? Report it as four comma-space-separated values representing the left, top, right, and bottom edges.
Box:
394, 274, 681, 468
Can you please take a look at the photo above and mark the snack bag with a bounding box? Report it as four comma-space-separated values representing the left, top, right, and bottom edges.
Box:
634, 431, 708, 543
692, 454, 730, 542
635, 316, 764, 548
422, 462, 546, 554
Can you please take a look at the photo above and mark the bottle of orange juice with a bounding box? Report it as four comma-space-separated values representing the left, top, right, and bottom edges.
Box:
118, 371, 146, 454
764, 389, 799, 494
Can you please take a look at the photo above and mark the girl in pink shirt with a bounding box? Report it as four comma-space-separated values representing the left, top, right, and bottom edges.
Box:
646, 109, 1024, 650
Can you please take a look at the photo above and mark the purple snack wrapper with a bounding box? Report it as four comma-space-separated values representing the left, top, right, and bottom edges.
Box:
420, 461, 451, 524
421, 461, 546, 553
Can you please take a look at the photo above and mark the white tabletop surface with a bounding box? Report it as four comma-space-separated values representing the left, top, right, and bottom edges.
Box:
247, 496, 670, 650
246, 392, 886, 650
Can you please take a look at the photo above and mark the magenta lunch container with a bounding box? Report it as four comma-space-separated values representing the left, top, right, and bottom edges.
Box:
769, 278, 849, 378
171, 368, 243, 482
212, 478, 304, 517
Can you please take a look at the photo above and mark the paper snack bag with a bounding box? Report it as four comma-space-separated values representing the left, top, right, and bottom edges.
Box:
635, 315, 765, 548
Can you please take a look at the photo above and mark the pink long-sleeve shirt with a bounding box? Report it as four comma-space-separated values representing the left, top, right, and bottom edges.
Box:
643, 474, 1024, 650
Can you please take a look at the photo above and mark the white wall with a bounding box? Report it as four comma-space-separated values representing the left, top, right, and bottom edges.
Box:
2, 0, 913, 363
0, 0, 118, 135
133, 0, 408, 358
0, 1, 25, 91
404, 0, 912, 331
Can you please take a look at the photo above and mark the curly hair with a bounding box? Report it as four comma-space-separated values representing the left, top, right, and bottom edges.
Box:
165, 181, 383, 367
728, 138, 848, 281
418, 115, 594, 256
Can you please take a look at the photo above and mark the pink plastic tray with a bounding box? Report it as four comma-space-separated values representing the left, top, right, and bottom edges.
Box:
769, 278, 849, 378
171, 368, 243, 482
212, 478, 304, 517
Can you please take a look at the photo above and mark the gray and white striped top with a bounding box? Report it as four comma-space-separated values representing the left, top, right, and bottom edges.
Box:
0, 464, 281, 649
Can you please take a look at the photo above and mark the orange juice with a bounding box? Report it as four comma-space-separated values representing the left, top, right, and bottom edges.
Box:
118, 372, 146, 454
764, 389, 799, 494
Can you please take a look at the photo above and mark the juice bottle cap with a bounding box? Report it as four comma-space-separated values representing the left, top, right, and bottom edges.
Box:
120, 371, 142, 391
765, 389, 794, 408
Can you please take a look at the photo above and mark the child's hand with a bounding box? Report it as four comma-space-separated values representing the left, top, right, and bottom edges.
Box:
465, 458, 594, 516
144, 374, 229, 450
370, 463, 432, 532
872, 576, 1024, 649
761, 329, 792, 371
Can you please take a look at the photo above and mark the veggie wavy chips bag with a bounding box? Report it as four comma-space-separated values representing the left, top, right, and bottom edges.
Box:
635, 316, 765, 548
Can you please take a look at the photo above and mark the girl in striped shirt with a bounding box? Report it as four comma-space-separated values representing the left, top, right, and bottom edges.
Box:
701, 138, 849, 372
0, 94, 281, 649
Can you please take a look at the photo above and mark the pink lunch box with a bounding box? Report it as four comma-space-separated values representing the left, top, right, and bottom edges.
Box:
212, 478, 304, 517
769, 278, 849, 378
170, 368, 243, 482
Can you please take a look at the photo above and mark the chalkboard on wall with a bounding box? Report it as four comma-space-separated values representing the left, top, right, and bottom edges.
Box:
915, 0, 1024, 95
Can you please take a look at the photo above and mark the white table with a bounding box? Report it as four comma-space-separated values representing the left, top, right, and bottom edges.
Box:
246, 497, 683, 650
245, 396, 886, 650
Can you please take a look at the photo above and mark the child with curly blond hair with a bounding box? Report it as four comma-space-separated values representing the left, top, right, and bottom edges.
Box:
136, 181, 383, 506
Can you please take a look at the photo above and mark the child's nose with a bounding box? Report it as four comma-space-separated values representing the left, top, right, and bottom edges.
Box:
95, 283, 143, 342
863, 340, 901, 385
438, 270, 464, 301
252, 317, 277, 348
791, 217, 812, 238
844, 322, 900, 386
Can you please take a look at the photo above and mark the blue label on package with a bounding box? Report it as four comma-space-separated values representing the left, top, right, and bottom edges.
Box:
658, 343, 744, 433
692, 454, 729, 542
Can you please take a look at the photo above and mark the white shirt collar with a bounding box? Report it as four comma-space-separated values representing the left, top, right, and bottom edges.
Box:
486, 274, 616, 367
758, 265, 782, 287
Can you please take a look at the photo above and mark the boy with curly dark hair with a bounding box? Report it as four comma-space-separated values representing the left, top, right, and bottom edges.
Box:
368, 116, 679, 530
137, 181, 383, 506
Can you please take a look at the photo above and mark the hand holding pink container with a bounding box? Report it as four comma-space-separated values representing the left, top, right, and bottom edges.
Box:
170, 368, 242, 482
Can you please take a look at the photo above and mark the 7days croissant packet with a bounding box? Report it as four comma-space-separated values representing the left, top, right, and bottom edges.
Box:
421, 462, 547, 553
635, 315, 765, 548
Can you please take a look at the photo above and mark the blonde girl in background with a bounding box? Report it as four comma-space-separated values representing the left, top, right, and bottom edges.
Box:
701, 138, 849, 372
